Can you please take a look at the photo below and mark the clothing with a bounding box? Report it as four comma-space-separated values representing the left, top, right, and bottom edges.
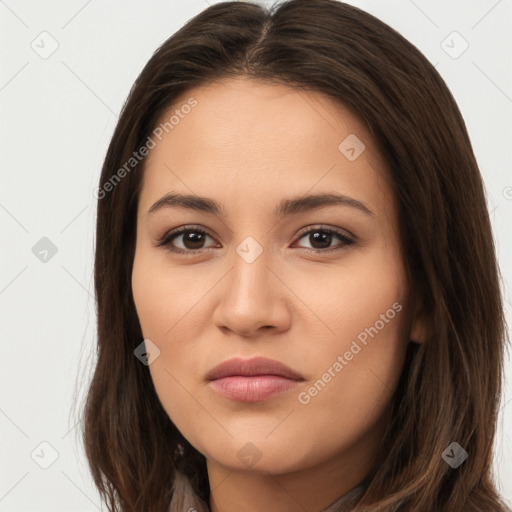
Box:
169, 471, 369, 512
321, 477, 368, 511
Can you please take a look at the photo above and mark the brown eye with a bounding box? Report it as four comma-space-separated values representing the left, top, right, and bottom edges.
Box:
157, 227, 217, 253
293, 227, 355, 252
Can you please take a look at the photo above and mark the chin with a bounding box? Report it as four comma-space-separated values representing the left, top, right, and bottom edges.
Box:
201, 435, 321, 476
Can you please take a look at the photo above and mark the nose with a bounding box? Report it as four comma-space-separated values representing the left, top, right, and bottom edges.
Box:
212, 243, 292, 339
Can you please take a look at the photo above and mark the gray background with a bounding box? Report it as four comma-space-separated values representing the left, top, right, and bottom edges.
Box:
0, 0, 511, 510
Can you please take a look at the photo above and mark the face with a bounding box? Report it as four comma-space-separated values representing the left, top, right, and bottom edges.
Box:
131, 76, 421, 477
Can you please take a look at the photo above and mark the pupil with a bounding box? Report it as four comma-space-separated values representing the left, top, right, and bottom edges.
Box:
310, 231, 331, 249
184, 231, 204, 249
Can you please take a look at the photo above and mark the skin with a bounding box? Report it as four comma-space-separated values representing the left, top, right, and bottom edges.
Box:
131, 76, 425, 512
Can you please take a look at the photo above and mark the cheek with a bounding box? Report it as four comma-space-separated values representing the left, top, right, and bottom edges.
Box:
131, 248, 215, 434
283, 298, 408, 471
285, 249, 409, 445
298, 303, 407, 419
131, 246, 208, 341
288, 239, 408, 359
132, 248, 163, 338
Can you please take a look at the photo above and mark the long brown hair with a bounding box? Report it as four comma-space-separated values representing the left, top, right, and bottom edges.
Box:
82, 1, 510, 510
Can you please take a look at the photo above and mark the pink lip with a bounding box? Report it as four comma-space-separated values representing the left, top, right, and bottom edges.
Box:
206, 357, 304, 402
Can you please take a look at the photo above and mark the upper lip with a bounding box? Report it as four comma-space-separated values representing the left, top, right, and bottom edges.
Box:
206, 356, 304, 381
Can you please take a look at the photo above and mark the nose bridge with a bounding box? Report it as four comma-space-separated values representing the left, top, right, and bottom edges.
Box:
229, 233, 273, 304
212, 232, 290, 335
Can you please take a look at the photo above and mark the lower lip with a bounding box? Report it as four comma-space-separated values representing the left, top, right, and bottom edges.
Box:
208, 375, 301, 402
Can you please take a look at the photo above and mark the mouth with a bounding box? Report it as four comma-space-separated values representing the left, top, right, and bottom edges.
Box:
205, 356, 305, 402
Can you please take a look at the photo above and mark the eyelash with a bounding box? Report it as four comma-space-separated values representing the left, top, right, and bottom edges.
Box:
156, 224, 356, 255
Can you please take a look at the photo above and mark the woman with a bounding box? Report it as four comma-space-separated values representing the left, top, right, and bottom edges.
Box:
83, 1, 510, 510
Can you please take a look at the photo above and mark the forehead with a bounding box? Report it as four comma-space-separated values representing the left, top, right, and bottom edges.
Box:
139, 76, 391, 218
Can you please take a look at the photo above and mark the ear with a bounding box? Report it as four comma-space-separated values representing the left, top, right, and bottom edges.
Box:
409, 297, 427, 344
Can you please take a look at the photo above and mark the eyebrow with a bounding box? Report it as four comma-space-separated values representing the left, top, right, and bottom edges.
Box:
148, 192, 374, 218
